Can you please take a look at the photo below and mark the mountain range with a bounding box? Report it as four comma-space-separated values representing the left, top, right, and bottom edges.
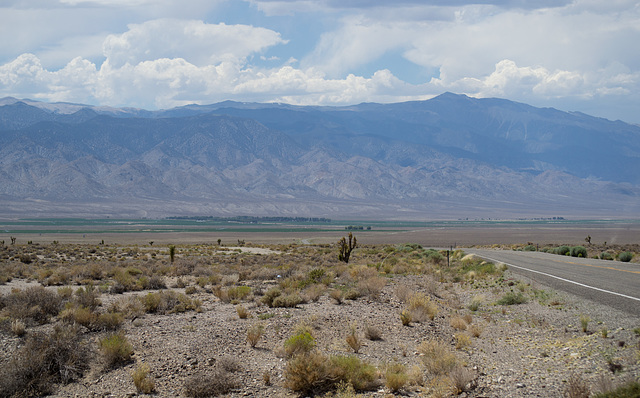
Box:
0, 93, 638, 219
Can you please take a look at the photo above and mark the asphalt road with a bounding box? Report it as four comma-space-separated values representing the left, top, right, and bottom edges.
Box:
465, 248, 640, 317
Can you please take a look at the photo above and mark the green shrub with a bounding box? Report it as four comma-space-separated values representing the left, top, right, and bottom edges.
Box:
523, 245, 537, 251
600, 252, 614, 261
284, 331, 316, 357
555, 246, 571, 256
618, 252, 633, 262
99, 332, 134, 368
497, 292, 527, 305
328, 355, 378, 391
570, 246, 588, 258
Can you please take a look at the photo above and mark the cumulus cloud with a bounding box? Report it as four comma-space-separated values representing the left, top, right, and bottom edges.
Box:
103, 19, 287, 68
1, 0, 639, 122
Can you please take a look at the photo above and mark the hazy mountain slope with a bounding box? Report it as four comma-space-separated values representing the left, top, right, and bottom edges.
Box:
0, 94, 638, 219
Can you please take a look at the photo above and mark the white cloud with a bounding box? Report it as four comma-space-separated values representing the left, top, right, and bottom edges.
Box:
103, 19, 287, 68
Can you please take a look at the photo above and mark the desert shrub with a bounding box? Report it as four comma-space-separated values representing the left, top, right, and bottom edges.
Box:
303, 283, 326, 302
356, 276, 386, 299
450, 316, 468, 330
555, 246, 571, 255
469, 324, 483, 338
418, 339, 458, 375
523, 245, 537, 251
0, 325, 89, 397
236, 304, 249, 319
385, 362, 408, 393
407, 292, 438, 322
142, 290, 200, 314
600, 252, 614, 261
617, 252, 633, 262
132, 363, 156, 394
247, 323, 264, 348
0, 286, 62, 325
95, 312, 124, 331
261, 287, 282, 307
450, 366, 475, 394
468, 295, 483, 311
345, 324, 361, 353
497, 292, 527, 305
284, 351, 332, 395
60, 304, 96, 329
218, 355, 243, 373
74, 285, 101, 310
226, 285, 252, 301
563, 373, 590, 398
99, 332, 134, 368
364, 323, 382, 341
400, 309, 412, 326
11, 319, 26, 337
284, 330, 316, 357
454, 333, 472, 350
330, 289, 344, 304
184, 286, 198, 295
184, 368, 238, 398
146, 275, 167, 290
570, 246, 588, 258
329, 355, 378, 391
272, 292, 303, 308
593, 380, 640, 398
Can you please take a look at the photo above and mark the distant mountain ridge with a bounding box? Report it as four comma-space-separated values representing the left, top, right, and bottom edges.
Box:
0, 93, 638, 219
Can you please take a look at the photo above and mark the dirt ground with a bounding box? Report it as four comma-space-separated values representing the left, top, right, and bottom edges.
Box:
5, 221, 640, 247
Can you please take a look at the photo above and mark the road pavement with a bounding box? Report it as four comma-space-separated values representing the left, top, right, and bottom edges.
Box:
465, 248, 640, 316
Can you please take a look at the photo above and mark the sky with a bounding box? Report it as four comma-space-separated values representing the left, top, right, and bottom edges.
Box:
1, 0, 639, 123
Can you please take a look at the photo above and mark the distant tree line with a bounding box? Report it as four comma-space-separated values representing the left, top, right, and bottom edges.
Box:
167, 216, 331, 223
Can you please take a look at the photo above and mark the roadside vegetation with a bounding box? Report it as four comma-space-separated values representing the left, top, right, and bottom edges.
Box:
0, 239, 638, 397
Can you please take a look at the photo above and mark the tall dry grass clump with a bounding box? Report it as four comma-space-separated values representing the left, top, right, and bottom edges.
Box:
418, 339, 458, 375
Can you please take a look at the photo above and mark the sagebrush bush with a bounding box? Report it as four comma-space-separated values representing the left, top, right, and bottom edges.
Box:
600, 251, 614, 261
555, 246, 571, 255
272, 292, 304, 308
100, 332, 134, 368
617, 252, 633, 262
284, 351, 332, 395
570, 246, 588, 258
0, 325, 89, 397
184, 368, 238, 398
497, 292, 527, 305
0, 286, 62, 325
328, 355, 379, 391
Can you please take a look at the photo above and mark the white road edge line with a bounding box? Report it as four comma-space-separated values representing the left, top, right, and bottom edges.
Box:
476, 254, 640, 303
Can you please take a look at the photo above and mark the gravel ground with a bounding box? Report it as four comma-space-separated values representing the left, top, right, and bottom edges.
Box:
1, 259, 639, 398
